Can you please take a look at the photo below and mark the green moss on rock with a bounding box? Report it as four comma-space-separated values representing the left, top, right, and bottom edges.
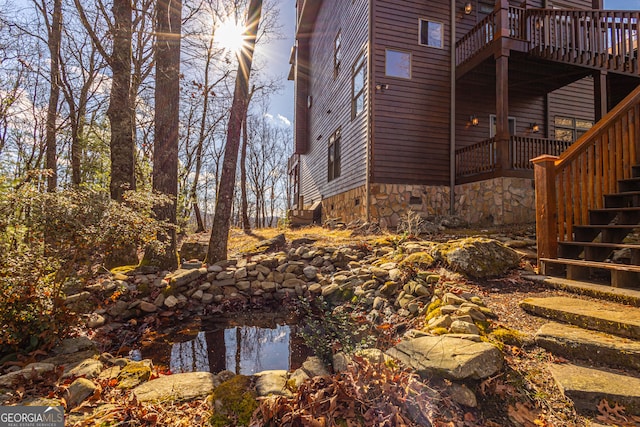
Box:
209, 375, 258, 427
399, 252, 435, 269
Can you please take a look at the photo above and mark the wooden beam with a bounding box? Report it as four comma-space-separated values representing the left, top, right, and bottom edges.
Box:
495, 54, 510, 170
533, 154, 559, 261
594, 71, 608, 121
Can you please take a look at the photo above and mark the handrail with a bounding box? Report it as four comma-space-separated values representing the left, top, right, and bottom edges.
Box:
533, 84, 640, 259
456, 137, 497, 177
456, 11, 497, 66
528, 9, 640, 76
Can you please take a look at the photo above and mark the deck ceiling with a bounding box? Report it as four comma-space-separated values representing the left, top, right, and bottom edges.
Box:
457, 52, 593, 95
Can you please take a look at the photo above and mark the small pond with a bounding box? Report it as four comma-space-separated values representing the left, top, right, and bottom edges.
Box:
145, 313, 310, 376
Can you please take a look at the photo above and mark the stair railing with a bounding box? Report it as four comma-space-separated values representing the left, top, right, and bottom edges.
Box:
533, 85, 640, 260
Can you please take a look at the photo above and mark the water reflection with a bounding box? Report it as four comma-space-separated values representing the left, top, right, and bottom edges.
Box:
169, 322, 307, 375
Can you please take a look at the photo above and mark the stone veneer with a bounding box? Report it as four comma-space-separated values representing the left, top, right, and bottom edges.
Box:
454, 177, 535, 225
321, 177, 535, 228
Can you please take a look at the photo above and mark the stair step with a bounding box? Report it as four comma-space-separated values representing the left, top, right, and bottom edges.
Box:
619, 177, 640, 192
572, 225, 638, 244
589, 207, 640, 225
558, 241, 640, 263
604, 191, 640, 208
519, 296, 640, 339
540, 258, 640, 287
522, 275, 640, 307
550, 363, 640, 415
559, 242, 640, 250
535, 322, 640, 371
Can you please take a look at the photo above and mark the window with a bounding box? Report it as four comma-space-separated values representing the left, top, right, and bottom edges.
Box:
490, 115, 516, 137
385, 49, 411, 79
555, 116, 593, 142
328, 128, 341, 181
334, 31, 342, 78
419, 19, 443, 48
352, 54, 366, 118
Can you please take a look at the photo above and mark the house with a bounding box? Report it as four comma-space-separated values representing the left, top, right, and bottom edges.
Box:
288, 0, 640, 228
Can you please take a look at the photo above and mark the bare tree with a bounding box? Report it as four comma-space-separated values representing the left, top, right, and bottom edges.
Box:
149, 0, 182, 269
207, 0, 262, 262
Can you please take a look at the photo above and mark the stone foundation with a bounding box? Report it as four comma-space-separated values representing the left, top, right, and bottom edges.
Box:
455, 177, 535, 225
322, 186, 368, 224
370, 184, 450, 229
320, 177, 535, 228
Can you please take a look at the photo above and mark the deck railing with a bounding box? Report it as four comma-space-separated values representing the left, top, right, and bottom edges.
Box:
528, 10, 640, 76
533, 85, 640, 259
456, 136, 570, 178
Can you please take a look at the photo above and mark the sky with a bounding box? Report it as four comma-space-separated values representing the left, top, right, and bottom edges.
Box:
604, 0, 640, 8
258, 0, 296, 128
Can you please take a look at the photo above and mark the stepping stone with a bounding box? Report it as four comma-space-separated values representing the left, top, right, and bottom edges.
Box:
520, 296, 640, 340
535, 322, 640, 371
550, 363, 640, 415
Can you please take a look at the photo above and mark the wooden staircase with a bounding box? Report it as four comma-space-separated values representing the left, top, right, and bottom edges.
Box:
534, 85, 640, 288
540, 165, 640, 287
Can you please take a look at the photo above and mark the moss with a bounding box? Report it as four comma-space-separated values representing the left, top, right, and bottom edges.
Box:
430, 327, 449, 335
399, 252, 435, 269
209, 375, 257, 427
110, 265, 138, 276
425, 307, 442, 322
117, 361, 152, 389
425, 299, 442, 317
490, 327, 525, 347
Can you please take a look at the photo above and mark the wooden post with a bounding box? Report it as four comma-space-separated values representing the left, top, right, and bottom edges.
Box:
594, 70, 607, 121
532, 154, 559, 261
495, 54, 510, 170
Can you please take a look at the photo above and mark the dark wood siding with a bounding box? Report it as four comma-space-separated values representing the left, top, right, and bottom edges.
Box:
549, 77, 595, 137
549, 0, 594, 8
372, 0, 451, 185
299, 0, 369, 204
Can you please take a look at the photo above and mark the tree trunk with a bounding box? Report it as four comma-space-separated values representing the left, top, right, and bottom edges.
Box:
240, 114, 250, 231
108, 0, 135, 201
207, 0, 263, 263
148, 0, 181, 270
45, 0, 62, 193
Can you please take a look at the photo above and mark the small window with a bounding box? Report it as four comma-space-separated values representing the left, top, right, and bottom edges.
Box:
334, 31, 342, 78
385, 49, 411, 79
490, 115, 516, 138
328, 128, 341, 182
555, 116, 593, 142
419, 19, 443, 48
352, 54, 367, 119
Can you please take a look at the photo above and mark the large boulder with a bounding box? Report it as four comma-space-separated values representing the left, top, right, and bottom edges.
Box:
386, 335, 503, 380
433, 238, 520, 279
133, 372, 218, 402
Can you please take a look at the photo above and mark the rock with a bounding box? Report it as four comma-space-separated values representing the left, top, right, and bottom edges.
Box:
308, 283, 322, 294
321, 283, 340, 297
87, 313, 106, 328
332, 352, 351, 373
234, 267, 248, 279
300, 356, 330, 377
399, 252, 435, 269
282, 278, 305, 288
133, 372, 217, 402
386, 336, 503, 380
139, 301, 157, 313
457, 306, 486, 322
168, 268, 206, 288
66, 378, 98, 409
449, 383, 477, 407
449, 320, 480, 335
164, 295, 179, 308
117, 360, 152, 389
414, 284, 431, 297
63, 358, 103, 379
289, 368, 310, 389
370, 266, 388, 278
0, 363, 56, 388
303, 265, 318, 279
429, 314, 453, 329
434, 238, 520, 279
442, 293, 467, 306
179, 240, 209, 261
247, 234, 286, 255
201, 293, 214, 304
53, 337, 96, 355
379, 281, 399, 297
254, 370, 292, 397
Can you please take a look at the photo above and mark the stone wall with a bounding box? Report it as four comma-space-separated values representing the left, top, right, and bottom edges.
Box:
321, 178, 535, 228
322, 185, 368, 224
370, 184, 450, 229
455, 177, 535, 225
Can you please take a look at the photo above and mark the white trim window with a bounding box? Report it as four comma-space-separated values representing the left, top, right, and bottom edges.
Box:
352, 54, 367, 119
419, 19, 443, 49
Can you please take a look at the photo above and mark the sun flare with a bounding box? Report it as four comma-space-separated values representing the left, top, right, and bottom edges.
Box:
216, 19, 246, 54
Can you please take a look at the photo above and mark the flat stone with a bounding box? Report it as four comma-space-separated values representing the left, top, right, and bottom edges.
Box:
520, 296, 640, 340
386, 336, 502, 380
300, 356, 329, 377
449, 320, 480, 335
254, 370, 292, 397
535, 322, 640, 371
449, 383, 477, 408
117, 361, 152, 389
139, 301, 157, 313
0, 363, 56, 388
66, 378, 98, 409
550, 363, 640, 415
63, 358, 103, 379
168, 268, 206, 288
133, 372, 217, 402
322, 283, 339, 296
164, 295, 179, 308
